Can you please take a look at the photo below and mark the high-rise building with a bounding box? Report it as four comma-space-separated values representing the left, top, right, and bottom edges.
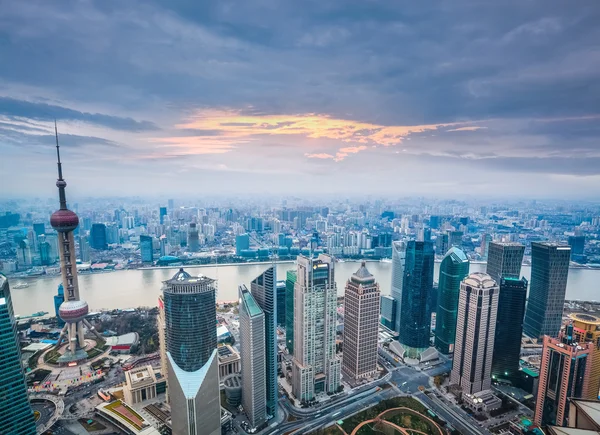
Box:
435, 234, 449, 257
567, 235, 585, 256
33, 222, 46, 237
236, 233, 250, 255
285, 270, 296, 354
380, 295, 396, 330
39, 236, 52, 265
276, 280, 286, 327
163, 268, 220, 435
435, 247, 469, 354
486, 242, 525, 282
250, 267, 278, 419
534, 325, 594, 427
168, 199, 174, 211
188, 223, 200, 252
451, 273, 499, 394
492, 277, 528, 382
399, 240, 435, 359
570, 313, 600, 401
292, 254, 340, 401
342, 262, 381, 380
480, 234, 492, 259
523, 242, 571, 339
239, 285, 267, 428
390, 241, 406, 333
79, 235, 90, 262
54, 283, 65, 327
50, 130, 101, 365
90, 223, 108, 250
140, 235, 153, 263
159, 206, 167, 225
157, 295, 167, 379
448, 230, 463, 248
0, 274, 37, 434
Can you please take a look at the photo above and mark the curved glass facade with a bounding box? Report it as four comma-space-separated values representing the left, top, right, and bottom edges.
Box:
163, 269, 217, 372
399, 240, 434, 358
435, 247, 469, 354
0, 274, 36, 434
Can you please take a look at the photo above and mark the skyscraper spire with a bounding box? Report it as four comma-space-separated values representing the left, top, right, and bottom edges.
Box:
54, 120, 68, 210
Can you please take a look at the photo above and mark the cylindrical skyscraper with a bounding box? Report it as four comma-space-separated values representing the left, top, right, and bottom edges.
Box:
163, 268, 221, 435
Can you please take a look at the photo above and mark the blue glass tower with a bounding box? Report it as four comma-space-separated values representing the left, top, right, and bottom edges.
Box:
399, 240, 435, 358
54, 284, 65, 327
90, 223, 108, 250
434, 247, 469, 354
251, 266, 278, 419
140, 235, 153, 263
236, 233, 250, 255
0, 274, 37, 434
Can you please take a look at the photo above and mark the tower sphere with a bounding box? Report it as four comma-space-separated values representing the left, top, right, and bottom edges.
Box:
50, 209, 79, 232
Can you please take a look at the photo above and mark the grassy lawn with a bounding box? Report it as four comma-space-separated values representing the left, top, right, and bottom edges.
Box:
44, 349, 61, 365
340, 397, 432, 434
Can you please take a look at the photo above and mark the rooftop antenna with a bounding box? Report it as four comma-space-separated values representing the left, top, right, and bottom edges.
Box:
54, 120, 68, 210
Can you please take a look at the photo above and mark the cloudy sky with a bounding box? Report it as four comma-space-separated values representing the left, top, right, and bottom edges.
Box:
1, 0, 599, 199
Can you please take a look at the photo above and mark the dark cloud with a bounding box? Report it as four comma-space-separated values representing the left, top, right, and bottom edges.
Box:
0, 98, 158, 131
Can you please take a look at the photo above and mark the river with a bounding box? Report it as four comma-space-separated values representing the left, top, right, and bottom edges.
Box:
8, 261, 600, 316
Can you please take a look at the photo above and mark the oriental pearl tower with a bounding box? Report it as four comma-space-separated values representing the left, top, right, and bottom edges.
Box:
51, 123, 100, 364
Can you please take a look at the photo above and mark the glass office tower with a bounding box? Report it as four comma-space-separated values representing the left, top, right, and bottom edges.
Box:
285, 270, 297, 354
524, 242, 571, 339
251, 266, 278, 419
163, 268, 220, 435
399, 240, 435, 359
390, 241, 406, 334
0, 274, 36, 434
492, 277, 528, 381
434, 247, 469, 354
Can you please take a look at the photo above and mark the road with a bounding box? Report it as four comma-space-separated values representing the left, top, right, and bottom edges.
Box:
265, 353, 492, 435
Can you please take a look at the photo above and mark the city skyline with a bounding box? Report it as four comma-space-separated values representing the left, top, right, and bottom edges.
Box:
1, 2, 600, 198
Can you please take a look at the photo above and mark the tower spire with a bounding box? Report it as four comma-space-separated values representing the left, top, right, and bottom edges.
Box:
54, 121, 68, 210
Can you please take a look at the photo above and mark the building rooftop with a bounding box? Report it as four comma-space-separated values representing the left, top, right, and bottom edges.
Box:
125, 365, 157, 389
464, 272, 497, 289
570, 313, 600, 325
571, 399, 600, 429
239, 285, 263, 318
445, 246, 468, 263
164, 268, 216, 286
166, 349, 217, 398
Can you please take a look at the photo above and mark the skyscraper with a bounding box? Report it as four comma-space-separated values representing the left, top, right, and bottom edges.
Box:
239, 285, 267, 428
236, 233, 250, 255
285, 270, 296, 354
523, 242, 571, 339
140, 235, 153, 263
486, 242, 525, 282
534, 325, 593, 427
292, 254, 340, 401
399, 240, 435, 359
448, 230, 463, 248
250, 267, 278, 419
159, 206, 167, 225
50, 128, 100, 365
163, 268, 220, 435
567, 235, 585, 256
570, 313, 600, 401
342, 262, 381, 380
188, 223, 200, 252
90, 223, 108, 250
276, 280, 286, 327
54, 283, 65, 328
0, 274, 37, 434
33, 222, 45, 237
79, 235, 90, 262
379, 295, 396, 330
390, 241, 406, 333
492, 277, 528, 381
451, 273, 499, 394
435, 247, 469, 354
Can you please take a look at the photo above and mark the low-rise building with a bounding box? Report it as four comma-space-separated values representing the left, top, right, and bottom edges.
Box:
463, 390, 502, 414
123, 365, 158, 405
218, 345, 241, 378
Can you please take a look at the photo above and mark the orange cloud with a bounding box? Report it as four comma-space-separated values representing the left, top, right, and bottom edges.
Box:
160, 110, 479, 160
305, 153, 335, 159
